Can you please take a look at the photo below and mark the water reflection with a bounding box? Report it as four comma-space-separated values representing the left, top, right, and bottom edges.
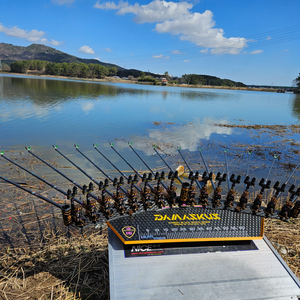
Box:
291, 94, 300, 120
112, 119, 233, 155
0, 76, 146, 105
180, 90, 237, 101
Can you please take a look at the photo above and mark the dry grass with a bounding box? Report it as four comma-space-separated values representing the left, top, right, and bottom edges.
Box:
0, 229, 109, 300
264, 217, 300, 279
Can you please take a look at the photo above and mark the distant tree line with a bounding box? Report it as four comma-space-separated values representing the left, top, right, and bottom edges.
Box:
9, 60, 247, 87
10, 60, 118, 79
181, 74, 246, 87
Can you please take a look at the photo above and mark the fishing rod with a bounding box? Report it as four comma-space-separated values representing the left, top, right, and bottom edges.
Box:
223, 150, 243, 209
289, 187, 300, 219
212, 172, 227, 208
0, 151, 83, 206
110, 143, 155, 192
25, 146, 101, 201
251, 155, 278, 214
153, 145, 183, 184
277, 184, 300, 220
266, 158, 300, 218
199, 148, 216, 191
93, 144, 142, 193
53, 145, 114, 198
235, 151, 256, 212
72, 145, 128, 197
177, 147, 202, 191
0, 176, 72, 226
129, 143, 169, 191
224, 150, 231, 191
244, 151, 252, 190
277, 157, 300, 198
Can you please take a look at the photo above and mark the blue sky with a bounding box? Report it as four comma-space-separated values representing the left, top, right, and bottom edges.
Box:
0, 0, 299, 86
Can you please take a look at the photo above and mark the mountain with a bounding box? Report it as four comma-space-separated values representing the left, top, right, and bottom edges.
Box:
0, 43, 246, 86
0, 43, 123, 70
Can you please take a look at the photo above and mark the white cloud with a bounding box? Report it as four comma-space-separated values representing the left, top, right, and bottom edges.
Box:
171, 50, 183, 54
0, 23, 45, 42
282, 49, 289, 52
78, 45, 95, 54
51, 39, 61, 46
0, 22, 62, 45
51, 0, 75, 5
200, 49, 208, 53
153, 54, 169, 59
94, 0, 192, 23
94, 57, 101, 61
102, 47, 113, 52
94, 0, 248, 54
184, 59, 190, 62
250, 50, 263, 54
266, 36, 272, 40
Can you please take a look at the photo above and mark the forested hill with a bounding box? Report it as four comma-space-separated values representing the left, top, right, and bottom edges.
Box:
0, 43, 246, 86
0, 43, 122, 70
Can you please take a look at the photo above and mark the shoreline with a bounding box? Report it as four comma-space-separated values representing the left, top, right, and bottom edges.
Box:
1, 71, 280, 93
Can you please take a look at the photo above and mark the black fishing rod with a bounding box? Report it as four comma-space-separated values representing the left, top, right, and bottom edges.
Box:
1, 151, 83, 206
251, 155, 278, 214
72, 145, 128, 197
110, 143, 155, 192
93, 144, 142, 193
258, 155, 278, 193
153, 145, 183, 185
276, 158, 300, 198
224, 150, 231, 191
177, 147, 202, 190
241, 150, 256, 193
0, 176, 72, 226
244, 151, 252, 189
53, 145, 114, 198
25, 146, 101, 201
235, 151, 255, 212
265, 158, 300, 217
129, 143, 169, 191
199, 148, 216, 191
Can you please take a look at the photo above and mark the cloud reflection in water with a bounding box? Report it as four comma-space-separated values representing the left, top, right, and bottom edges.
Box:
113, 119, 233, 156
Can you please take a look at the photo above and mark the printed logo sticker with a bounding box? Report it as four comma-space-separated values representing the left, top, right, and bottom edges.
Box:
122, 226, 136, 239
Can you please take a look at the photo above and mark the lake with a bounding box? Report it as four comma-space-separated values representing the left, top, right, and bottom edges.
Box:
1, 74, 300, 181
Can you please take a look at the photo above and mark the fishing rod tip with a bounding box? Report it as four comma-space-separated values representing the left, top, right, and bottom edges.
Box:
128, 142, 132, 146
0, 150, 3, 155
93, 144, 97, 148
110, 142, 114, 147
25, 146, 31, 151
52, 145, 58, 149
